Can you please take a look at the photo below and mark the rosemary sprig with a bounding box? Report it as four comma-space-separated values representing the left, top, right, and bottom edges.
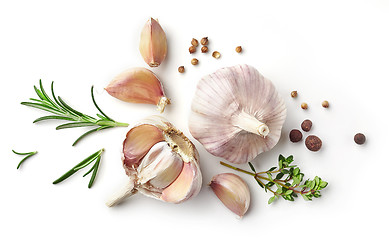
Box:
53, 148, 104, 188
12, 150, 38, 169
21, 80, 129, 146
221, 154, 328, 204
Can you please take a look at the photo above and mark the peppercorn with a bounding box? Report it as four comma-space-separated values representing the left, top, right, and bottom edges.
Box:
301, 102, 308, 110
212, 51, 221, 59
191, 38, 199, 47
289, 129, 302, 143
291, 91, 298, 98
301, 119, 312, 132
200, 37, 208, 45
201, 46, 208, 53
322, 100, 329, 108
305, 135, 322, 152
178, 66, 185, 73
235, 46, 242, 53
189, 46, 196, 54
354, 133, 366, 145
191, 58, 199, 65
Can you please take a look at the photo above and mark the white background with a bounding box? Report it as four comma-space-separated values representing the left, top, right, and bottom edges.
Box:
1, 0, 388, 239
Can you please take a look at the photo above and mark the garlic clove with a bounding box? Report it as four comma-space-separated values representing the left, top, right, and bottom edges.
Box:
123, 124, 164, 167
161, 161, 201, 203
209, 173, 250, 218
137, 142, 183, 189
189, 64, 286, 164
139, 18, 167, 67
105, 67, 170, 113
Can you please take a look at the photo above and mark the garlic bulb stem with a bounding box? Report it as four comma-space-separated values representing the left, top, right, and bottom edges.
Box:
232, 111, 269, 137
106, 181, 137, 207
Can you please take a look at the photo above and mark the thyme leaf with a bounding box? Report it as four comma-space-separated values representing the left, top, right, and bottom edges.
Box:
220, 154, 328, 204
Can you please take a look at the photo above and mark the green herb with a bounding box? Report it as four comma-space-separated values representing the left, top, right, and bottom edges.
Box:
12, 150, 38, 169
220, 154, 328, 204
53, 148, 104, 188
21, 80, 129, 146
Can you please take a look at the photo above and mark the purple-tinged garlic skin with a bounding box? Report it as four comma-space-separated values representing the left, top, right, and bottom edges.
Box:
139, 18, 167, 67
210, 173, 250, 218
189, 64, 286, 164
105, 67, 170, 113
106, 116, 202, 207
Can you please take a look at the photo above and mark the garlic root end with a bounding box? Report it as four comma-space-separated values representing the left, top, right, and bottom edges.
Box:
105, 181, 137, 207
157, 96, 170, 113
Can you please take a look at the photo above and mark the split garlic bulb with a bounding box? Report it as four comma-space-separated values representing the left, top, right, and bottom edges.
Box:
105, 67, 170, 113
106, 116, 202, 207
189, 64, 286, 164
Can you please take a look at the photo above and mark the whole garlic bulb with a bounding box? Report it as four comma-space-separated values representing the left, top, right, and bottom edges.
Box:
189, 64, 287, 164
106, 116, 202, 207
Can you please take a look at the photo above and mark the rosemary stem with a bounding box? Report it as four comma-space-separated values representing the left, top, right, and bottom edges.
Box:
219, 161, 256, 176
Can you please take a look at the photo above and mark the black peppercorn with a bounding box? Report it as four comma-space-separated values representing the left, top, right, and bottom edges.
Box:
305, 135, 322, 152
354, 133, 366, 145
289, 129, 303, 143
301, 119, 312, 132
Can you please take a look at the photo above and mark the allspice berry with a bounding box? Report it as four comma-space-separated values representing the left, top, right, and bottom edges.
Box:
178, 66, 185, 73
301, 119, 312, 132
291, 91, 298, 98
201, 46, 208, 53
191, 38, 199, 47
354, 133, 366, 145
289, 129, 303, 143
200, 37, 208, 45
191, 58, 199, 65
301, 102, 308, 110
305, 135, 322, 152
189, 46, 196, 54
235, 46, 242, 53
212, 51, 221, 59
322, 100, 329, 108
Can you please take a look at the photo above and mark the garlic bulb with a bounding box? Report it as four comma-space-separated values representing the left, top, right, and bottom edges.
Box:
189, 64, 286, 164
209, 173, 250, 218
139, 18, 167, 67
105, 67, 170, 113
106, 116, 202, 207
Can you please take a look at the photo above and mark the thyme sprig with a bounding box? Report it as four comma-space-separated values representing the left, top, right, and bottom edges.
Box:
21, 80, 129, 146
12, 150, 38, 169
53, 148, 104, 188
220, 155, 328, 204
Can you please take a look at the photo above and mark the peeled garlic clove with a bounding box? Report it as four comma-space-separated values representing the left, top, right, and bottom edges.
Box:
189, 64, 287, 164
209, 173, 250, 218
105, 67, 170, 113
139, 17, 167, 67
106, 116, 202, 207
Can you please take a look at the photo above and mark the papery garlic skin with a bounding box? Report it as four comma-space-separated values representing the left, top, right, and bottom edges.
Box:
106, 116, 201, 207
189, 64, 286, 164
105, 67, 170, 113
209, 173, 250, 218
139, 18, 167, 67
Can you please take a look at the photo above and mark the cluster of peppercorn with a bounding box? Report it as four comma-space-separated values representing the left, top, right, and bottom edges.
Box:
177, 37, 242, 73
289, 91, 366, 150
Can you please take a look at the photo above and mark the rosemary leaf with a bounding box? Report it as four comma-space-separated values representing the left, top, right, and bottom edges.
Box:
22, 81, 129, 146
56, 122, 97, 130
